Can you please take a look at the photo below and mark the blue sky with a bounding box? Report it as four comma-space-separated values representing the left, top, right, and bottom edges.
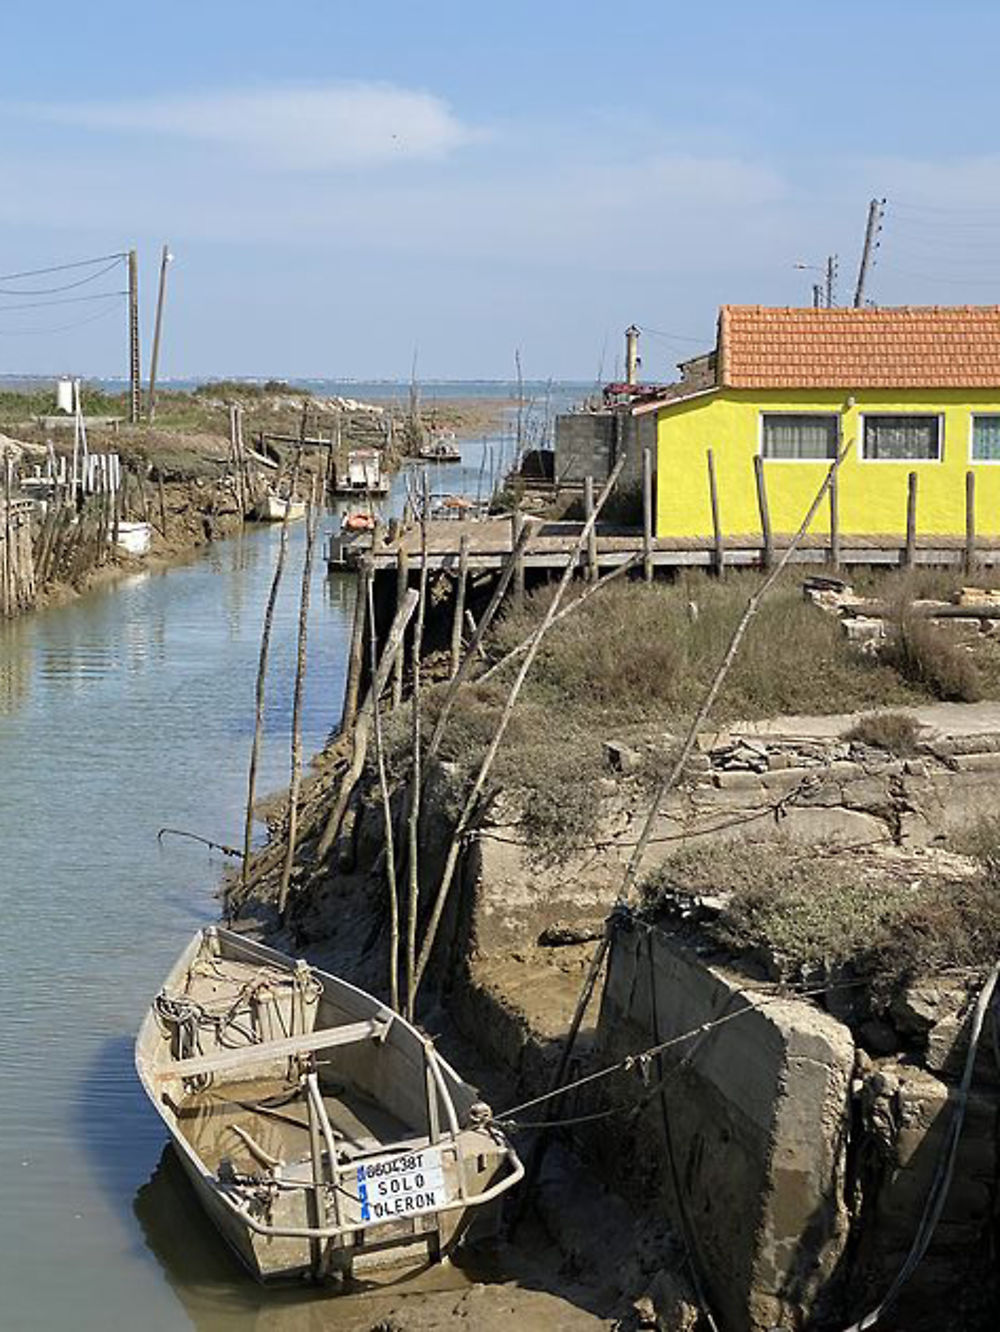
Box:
1, 0, 999, 381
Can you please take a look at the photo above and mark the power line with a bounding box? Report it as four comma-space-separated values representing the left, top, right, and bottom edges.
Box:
0, 255, 126, 297
0, 289, 127, 314
0, 250, 127, 282
0, 303, 125, 336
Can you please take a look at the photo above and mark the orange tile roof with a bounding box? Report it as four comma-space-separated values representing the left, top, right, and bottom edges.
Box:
718, 305, 1000, 389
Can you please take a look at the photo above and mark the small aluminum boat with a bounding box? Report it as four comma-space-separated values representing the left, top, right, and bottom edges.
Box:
135, 927, 522, 1284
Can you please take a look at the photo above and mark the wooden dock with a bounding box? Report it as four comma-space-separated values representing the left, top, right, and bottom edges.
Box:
339, 517, 1000, 576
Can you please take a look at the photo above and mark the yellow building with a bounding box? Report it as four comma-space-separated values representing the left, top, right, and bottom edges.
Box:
634, 305, 1000, 542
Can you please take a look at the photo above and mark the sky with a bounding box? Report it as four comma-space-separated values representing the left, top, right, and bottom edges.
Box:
2, 0, 1000, 381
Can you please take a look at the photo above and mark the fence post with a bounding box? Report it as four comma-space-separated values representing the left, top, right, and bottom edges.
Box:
829, 471, 841, 572
753, 454, 773, 571
707, 449, 724, 576
966, 469, 977, 575
905, 471, 918, 569
642, 447, 654, 583
583, 476, 598, 583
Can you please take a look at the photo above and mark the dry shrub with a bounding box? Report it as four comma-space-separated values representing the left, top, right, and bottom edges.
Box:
641, 840, 1000, 981
845, 711, 921, 756
949, 813, 1000, 862
883, 613, 982, 702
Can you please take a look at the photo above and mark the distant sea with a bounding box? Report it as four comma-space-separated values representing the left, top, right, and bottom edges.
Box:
0, 373, 593, 412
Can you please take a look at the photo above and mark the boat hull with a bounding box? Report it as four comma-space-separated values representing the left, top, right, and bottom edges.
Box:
136, 927, 521, 1284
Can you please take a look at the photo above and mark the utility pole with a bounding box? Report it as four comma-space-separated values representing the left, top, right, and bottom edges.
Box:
147, 244, 172, 423
812, 284, 823, 310
853, 197, 885, 308
825, 254, 838, 309
128, 248, 141, 424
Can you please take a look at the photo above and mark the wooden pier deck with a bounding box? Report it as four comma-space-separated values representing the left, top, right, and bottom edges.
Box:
338, 518, 1000, 575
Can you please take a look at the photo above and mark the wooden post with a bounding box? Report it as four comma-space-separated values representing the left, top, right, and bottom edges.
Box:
829, 471, 841, 572
157, 469, 168, 537
753, 455, 773, 571
450, 535, 470, 678
513, 510, 526, 605
392, 545, 409, 709
583, 476, 598, 583
905, 471, 918, 569
707, 449, 724, 575
342, 559, 372, 732
966, 469, 977, 574
642, 447, 654, 583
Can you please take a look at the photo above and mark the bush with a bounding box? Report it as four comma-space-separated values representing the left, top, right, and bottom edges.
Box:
883, 613, 982, 702
641, 840, 1000, 981
845, 711, 921, 756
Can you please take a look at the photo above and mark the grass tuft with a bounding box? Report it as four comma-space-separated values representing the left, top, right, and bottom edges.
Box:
845, 711, 921, 756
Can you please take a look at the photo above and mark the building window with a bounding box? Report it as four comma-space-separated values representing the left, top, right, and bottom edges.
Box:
863, 415, 941, 461
760, 413, 838, 460
972, 415, 1000, 462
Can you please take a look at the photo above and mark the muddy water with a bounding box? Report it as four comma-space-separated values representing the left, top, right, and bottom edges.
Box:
0, 441, 519, 1331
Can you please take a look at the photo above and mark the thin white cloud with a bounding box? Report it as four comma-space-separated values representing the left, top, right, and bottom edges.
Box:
19, 82, 481, 170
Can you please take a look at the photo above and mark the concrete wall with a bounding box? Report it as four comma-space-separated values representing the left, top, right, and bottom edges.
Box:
654, 387, 1000, 539
554, 408, 655, 489
597, 926, 855, 1331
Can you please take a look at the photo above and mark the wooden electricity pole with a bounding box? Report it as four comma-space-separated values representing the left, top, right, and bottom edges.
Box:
128, 249, 141, 424
147, 244, 172, 423
853, 198, 885, 308
825, 254, 838, 309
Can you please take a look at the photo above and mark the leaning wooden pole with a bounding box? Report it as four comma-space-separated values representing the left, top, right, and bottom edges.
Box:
404, 491, 431, 1020
449, 534, 470, 678
367, 572, 401, 1011
412, 455, 627, 998
241, 456, 301, 889
278, 481, 320, 915
533, 436, 856, 1190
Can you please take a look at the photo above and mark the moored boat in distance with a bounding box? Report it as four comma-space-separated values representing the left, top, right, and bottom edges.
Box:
135, 927, 522, 1284
254, 492, 307, 522
417, 432, 461, 463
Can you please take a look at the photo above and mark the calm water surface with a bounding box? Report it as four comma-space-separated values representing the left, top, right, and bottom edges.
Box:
0, 424, 544, 1330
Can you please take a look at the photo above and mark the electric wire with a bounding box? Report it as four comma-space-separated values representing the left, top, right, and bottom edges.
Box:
0, 255, 126, 297
0, 289, 127, 314
0, 303, 125, 336
0, 250, 127, 281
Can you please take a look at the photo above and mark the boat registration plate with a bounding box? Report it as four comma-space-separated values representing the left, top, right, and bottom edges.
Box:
351, 1147, 448, 1223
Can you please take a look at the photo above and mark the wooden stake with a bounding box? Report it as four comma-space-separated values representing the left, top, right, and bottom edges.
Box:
157, 469, 168, 537
829, 471, 841, 572
707, 449, 724, 575
367, 571, 401, 1012
513, 510, 527, 604
278, 480, 320, 915
584, 475, 597, 583
966, 469, 977, 575
642, 447, 654, 583
412, 455, 628, 997
241, 455, 301, 889
450, 535, 470, 678
341, 561, 371, 732
405, 494, 431, 1020
392, 545, 409, 709
425, 520, 534, 764
314, 590, 419, 862
905, 471, 918, 569
753, 455, 773, 571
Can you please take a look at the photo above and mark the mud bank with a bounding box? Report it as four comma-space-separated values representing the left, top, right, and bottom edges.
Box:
235, 698, 1000, 1331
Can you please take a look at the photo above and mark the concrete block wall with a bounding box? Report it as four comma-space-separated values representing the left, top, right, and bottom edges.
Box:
553, 409, 655, 488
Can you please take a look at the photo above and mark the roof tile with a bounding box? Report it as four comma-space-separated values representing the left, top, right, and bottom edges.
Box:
718, 305, 1000, 389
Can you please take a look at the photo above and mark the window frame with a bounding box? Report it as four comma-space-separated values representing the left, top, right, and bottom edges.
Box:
860, 412, 944, 464
969, 413, 1000, 465
757, 410, 841, 463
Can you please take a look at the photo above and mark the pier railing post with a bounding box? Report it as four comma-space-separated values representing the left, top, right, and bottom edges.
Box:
642, 447, 654, 583
966, 469, 977, 575
450, 534, 470, 678
753, 454, 773, 571
707, 449, 724, 576
905, 472, 918, 570
584, 475, 597, 583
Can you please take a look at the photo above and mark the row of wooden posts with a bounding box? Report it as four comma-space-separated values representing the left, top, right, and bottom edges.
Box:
708, 449, 991, 574
1, 462, 35, 617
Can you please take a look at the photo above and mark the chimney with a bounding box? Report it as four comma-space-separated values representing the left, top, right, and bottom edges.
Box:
625, 325, 640, 387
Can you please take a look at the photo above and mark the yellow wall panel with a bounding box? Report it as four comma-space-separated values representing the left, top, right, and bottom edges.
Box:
655, 388, 1000, 538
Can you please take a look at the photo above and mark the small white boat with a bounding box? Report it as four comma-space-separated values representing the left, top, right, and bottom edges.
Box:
113, 520, 153, 555
332, 449, 390, 497
136, 927, 523, 1284
255, 493, 306, 522
418, 433, 461, 463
